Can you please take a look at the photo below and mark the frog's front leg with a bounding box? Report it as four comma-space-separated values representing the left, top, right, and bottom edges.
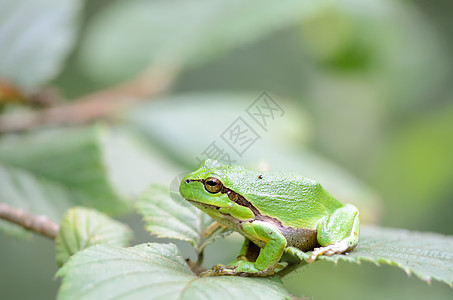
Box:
201, 221, 287, 276
308, 204, 360, 263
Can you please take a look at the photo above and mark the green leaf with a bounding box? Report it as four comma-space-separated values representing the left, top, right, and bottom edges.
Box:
100, 127, 183, 199
77, 0, 321, 85
286, 226, 453, 287
55, 207, 133, 267
136, 184, 232, 253
0, 126, 129, 237
0, 0, 81, 89
56, 243, 292, 300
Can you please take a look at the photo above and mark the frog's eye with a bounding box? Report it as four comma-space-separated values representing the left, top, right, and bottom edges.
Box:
204, 177, 223, 193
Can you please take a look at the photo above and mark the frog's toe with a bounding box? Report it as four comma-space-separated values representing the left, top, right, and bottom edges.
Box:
306, 247, 325, 263
307, 240, 356, 262
199, 264, 230, 277
200, 269, 218, 277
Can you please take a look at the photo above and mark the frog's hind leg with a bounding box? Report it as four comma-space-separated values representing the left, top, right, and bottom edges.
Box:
307, 204, 360, 263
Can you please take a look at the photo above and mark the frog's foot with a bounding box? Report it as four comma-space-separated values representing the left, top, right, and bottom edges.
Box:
199, 261, 274, 277
307, 239, 355, 263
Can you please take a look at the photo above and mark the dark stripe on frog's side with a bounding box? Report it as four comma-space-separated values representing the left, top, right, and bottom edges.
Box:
220, 185, 263, 218
220, 185, 319, 251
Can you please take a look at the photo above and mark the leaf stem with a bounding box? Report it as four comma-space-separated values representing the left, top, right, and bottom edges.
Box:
0, 202, 59, 239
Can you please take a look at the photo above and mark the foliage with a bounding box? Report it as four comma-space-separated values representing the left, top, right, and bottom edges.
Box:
1, 0, 453, 299
0, 0, 81, 89
57, 243, 292, 300
287, 226, 453, 286
55, 207, 133, 266
136, 185, 232, 254
0, 126, 128, 237
55, 195, 453, 298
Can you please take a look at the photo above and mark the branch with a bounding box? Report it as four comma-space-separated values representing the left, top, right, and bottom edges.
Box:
0, 62, 179, 133
0, 202, 59, 239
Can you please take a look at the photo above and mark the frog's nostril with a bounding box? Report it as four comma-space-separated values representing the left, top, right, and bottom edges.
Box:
185, 179, 190, 184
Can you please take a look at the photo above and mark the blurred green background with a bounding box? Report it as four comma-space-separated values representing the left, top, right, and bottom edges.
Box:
1, 0, 452, 298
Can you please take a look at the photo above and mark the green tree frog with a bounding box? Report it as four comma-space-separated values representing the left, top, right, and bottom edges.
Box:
179, 159, 359, 276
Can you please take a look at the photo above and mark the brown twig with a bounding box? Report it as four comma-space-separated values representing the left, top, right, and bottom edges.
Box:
0, 202, 59, 239
0, 62, 179, 133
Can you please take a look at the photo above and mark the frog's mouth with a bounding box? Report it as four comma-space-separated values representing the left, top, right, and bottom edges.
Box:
186, 199, 221, 210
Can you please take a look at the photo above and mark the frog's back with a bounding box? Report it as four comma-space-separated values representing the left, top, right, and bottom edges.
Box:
218, 165, 343, 229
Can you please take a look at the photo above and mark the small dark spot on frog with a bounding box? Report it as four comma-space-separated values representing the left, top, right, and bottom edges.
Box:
269, 232, 273, 235
258, 174, 263, 179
